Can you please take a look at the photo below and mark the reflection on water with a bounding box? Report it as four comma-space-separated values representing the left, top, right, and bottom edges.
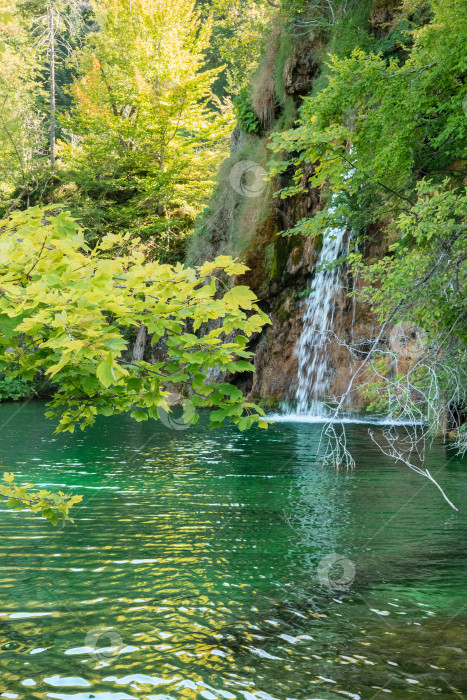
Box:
0, 402, 466, 699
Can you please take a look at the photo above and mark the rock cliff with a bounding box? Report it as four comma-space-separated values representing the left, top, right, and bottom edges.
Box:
188, 16, 402, 411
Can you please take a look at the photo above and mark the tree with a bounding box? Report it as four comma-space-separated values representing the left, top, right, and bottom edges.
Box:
0, 471, 82, 524
56, 0, 232, 257
269, 0, 467, 228
0, 206, 270, 431
200, 0, 275, 96
17, 0, 93, 167
0, 5, 45, 209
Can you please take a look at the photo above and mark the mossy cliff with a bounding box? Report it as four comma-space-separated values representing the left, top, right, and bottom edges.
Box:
188, 3, 403, 407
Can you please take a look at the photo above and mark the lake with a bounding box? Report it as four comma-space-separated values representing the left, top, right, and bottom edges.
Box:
0, 402, 466, 699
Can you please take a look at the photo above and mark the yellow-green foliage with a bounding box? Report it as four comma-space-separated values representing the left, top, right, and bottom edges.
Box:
0, 4, 45, 205
57, 0, 232, 252
206, 0, 275, 94
0, 206, 271, 433
1, 471, 82, 524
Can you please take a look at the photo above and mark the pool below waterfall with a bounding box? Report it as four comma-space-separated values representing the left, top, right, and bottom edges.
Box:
0, 402, 466, 699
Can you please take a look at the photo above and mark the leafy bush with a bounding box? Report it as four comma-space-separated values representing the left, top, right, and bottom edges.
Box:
233, 88, 261, 133
0, 374, 34, 401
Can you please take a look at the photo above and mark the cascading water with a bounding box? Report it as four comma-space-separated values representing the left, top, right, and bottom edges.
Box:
295, 215, 349, 415
269, 186, 426, 425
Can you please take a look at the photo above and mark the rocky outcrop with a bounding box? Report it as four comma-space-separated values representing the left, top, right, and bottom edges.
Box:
282, 39, 320, 98
188, 27, 393, 411
246, 228, 388, 408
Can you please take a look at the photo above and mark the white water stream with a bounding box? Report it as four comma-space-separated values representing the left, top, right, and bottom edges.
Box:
273, 169, 424, 427
274, 214, 422, 427
294, 219, 349, 414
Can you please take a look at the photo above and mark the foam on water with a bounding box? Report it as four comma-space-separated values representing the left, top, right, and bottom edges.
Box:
268, 411, 424, 426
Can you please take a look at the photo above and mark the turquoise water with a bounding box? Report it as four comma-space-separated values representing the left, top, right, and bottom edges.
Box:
0, 402, 466, 699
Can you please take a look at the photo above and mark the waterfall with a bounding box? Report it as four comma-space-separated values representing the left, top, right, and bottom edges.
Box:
295, 218, 349, 414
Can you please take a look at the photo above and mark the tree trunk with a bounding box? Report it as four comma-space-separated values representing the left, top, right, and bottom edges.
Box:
132, 324, 147, 363
48, 0, 55, 167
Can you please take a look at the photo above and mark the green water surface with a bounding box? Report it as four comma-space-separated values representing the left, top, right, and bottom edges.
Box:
0, 402, 466, 699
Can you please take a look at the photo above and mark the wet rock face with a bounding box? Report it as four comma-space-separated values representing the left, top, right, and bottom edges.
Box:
283, 41, 320, 97
248, 228, 389, 409
251, 293, 302, 401
189, 34, 395, 411
248, 275, 363, 407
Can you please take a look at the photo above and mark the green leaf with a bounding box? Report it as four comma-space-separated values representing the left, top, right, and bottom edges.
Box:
0, 313, 28, 339
131, 409, 148, 422
96, 354, 116, 388
224, 286, 257, 310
